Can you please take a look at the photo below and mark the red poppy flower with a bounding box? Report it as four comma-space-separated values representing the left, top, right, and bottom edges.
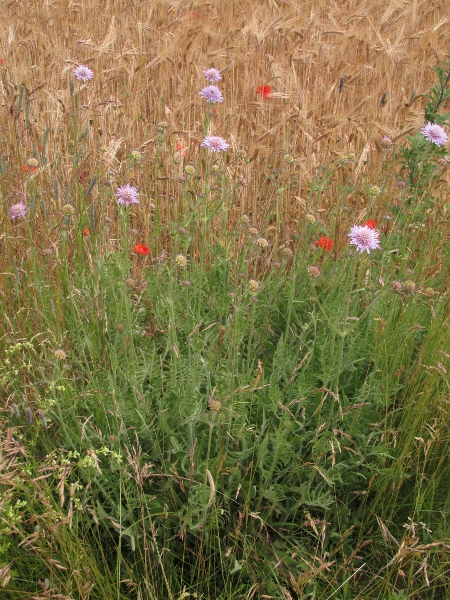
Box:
256, 85, 271, 99
83, 227, 89, 237
315, 237, 333, 251
135, 243, 150, 255
23, 165, 37, 173
364, 219, 376, 229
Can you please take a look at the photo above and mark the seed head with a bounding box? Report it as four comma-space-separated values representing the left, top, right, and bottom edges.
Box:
27, 157, 39, 167
39, 410, 48, 428
256, 237, 268, 248
25, 407, 33, 425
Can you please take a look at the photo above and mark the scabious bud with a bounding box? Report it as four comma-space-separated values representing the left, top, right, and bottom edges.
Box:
175, 255, 187, 267
379, 136, 393, 150
240, 214, 250, 225
281, 247, 293, 257
54, 349, 66, 360
248, 227, 258, 236
184, 164, 196, 175
256, 237, 268, 248
62, 204, 75, 215
27, 157, 39, 167
248, 280, 260, 293
283, 154, 294, 164
307, 265, 321, 278
403, 280, 416, 294
392, 281, 403, 294
368, 185, 381, 196
305, 214, 316, 224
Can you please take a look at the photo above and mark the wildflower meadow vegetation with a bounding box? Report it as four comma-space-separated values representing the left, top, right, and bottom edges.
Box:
1, 2, 450, 599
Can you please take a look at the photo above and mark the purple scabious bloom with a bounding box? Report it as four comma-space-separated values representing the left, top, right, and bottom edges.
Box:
199, 85, 223, 103
201, 136, 230, 153
116, 184, 139, 206
73, 65, 94, 82
9, 201, 27, 219
421, 122, 448, 146
348, 225, 380, 254
204, 68, 222, 83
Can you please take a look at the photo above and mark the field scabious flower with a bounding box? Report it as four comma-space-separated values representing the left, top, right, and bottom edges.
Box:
421, 122, 448, 146
9, 201, 27, 219
199, 85, 223, 103
73, 65, 94, 82
204, 68, 221, 83
315, 236, 333, 251
348, 225, 380, 254
201, 136, 230, 152
116, 184, 139, 206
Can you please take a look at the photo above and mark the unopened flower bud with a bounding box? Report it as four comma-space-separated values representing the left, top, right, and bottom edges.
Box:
248, 280, 260, 293
307, 265, 321, 278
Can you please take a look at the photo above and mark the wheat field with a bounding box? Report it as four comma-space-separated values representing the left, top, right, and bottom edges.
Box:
2, 0, 449, 233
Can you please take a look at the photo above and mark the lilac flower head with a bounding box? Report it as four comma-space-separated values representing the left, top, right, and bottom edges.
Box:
348, 225, 380, 254
421, 122, 447, 146
9, 201, 27, 220
116, 184, 139, 206
201, 136, 230, 153
204, 68, 222, 83
199, 85, 223, 103
73, 65, 94, 82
